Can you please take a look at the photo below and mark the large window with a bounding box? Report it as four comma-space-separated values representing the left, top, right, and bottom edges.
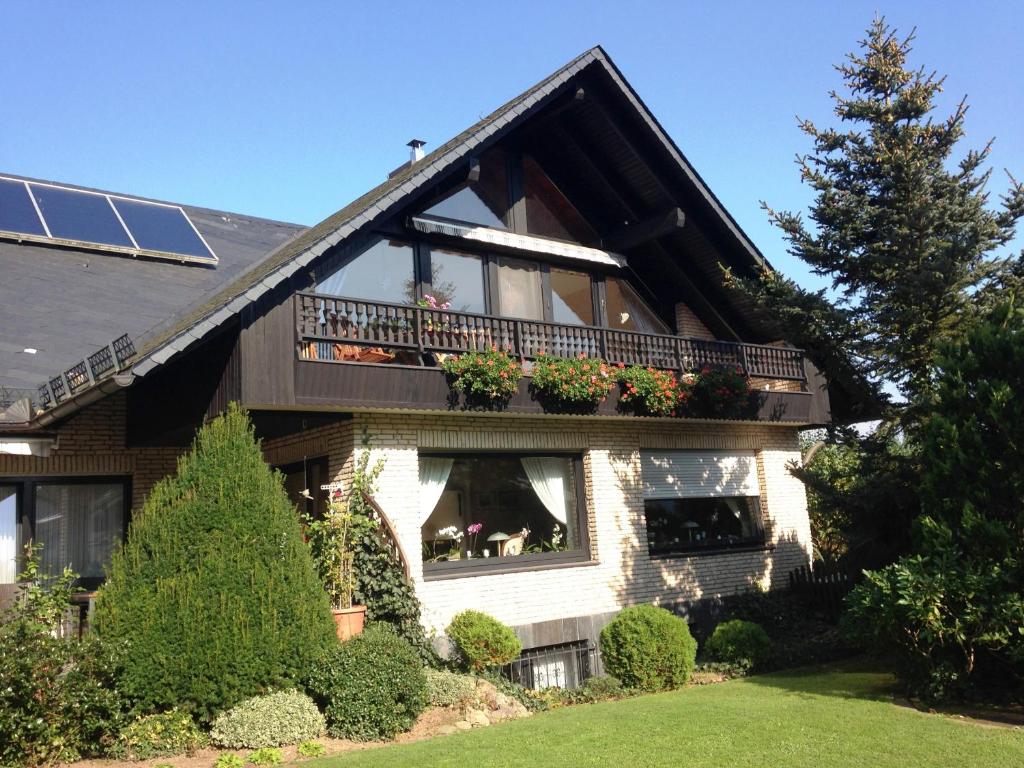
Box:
429, 248, 486, 313
420, 453, 587, 576
640, 451, 765, 555
550, 268, 594, 325
0, 478, 128, 589
605, 277, 669, 334
422, 149, 509, 229
522, 154, 597, 243
318, 239, 416, 304
496, 257, 544, 321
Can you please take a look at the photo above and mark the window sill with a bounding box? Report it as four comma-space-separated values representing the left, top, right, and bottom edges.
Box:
648, 543, 774, 560
422, 552, 596, 581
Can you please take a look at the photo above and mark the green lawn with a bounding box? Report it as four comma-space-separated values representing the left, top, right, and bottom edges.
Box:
310, 664, 1023, 768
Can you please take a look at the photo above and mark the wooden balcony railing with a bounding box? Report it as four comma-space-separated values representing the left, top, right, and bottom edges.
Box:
294, 293, 807, 382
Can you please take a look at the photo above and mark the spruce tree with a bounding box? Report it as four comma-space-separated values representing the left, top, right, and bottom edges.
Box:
740, 17, 1024, 407
93, 404, 335, 722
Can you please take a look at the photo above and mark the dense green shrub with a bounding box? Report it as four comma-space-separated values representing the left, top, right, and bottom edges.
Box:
93, 404, 336, 722
210, 690, 326, 749
446, 610, 522, 671
599, 605, 697, 691
847, 306, 1024, 701
529, 355, 615, 414
424, 668, 477, 708
303, 623, 429, 741
0, 549, 125, 768
705, 620, 772, 670
109, 711, 207, 760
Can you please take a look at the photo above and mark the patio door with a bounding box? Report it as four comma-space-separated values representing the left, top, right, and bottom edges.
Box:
0, 485, 18, 584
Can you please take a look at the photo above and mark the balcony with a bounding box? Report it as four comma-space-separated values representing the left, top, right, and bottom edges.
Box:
292, 292, 814, 422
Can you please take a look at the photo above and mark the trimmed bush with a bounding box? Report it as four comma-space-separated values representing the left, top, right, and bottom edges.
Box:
303, 623, 429, 741
109, 711, 207, 760
446, 610, 522, 671
599, 605, 697, 691
705, 620, 772, 670
93, 404, 336, 722
210, 690, 325, 749
424, 668, 477, 708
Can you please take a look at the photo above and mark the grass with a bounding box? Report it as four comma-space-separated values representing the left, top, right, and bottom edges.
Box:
308, 663, 1024, 768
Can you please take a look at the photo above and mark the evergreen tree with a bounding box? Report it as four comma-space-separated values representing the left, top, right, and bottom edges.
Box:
93, 404, 335, 722
740, 17, 1024, 407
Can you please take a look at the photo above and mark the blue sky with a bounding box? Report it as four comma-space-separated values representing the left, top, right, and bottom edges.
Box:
2, 1, 1021, 291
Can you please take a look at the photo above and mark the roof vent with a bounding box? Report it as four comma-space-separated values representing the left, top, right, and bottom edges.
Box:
408, 139, 427, 164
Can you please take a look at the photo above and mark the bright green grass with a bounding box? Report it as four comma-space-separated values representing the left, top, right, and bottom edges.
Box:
308, 664, 1023, 768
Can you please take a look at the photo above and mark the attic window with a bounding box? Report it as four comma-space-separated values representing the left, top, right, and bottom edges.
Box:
0, 175, 217, 265
522, 155, 596, 244
421, 149, 509, 229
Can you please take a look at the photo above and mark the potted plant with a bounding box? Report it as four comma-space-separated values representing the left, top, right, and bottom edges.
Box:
304, 490, 371, 641
529, 354, 615, 415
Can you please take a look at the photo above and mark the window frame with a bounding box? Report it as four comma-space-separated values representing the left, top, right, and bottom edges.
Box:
642, 495, 768, 558
0, 475, 131, 590
419, 451, 593, 581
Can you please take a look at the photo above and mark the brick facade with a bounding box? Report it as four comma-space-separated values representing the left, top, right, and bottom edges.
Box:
2, 396, 812, 651
317, 411, 812, 643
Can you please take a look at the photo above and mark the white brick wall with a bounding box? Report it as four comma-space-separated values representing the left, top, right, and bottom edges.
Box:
324, 412, 811, 635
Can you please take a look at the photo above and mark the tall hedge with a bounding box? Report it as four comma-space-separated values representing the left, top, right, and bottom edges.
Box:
93, 404, 335, 722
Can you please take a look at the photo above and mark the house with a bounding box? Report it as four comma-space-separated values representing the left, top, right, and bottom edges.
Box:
0, 48, 853, 669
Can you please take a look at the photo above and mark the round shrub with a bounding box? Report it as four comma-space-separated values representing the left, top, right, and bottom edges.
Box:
446, 610, 522, 671
210, 690, 325, 749
109, 710, 208, 760
705, 620, 772, 670
424, 668, 477, 708
303, 623, 429, 741
93, 404, 336, 723
599, 605, 697, 691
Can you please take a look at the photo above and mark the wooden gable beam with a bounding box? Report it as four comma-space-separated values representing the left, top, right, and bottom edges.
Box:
604, 207, 686, 251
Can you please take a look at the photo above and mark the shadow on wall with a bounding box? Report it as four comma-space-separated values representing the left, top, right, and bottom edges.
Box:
605, 447, 809, 633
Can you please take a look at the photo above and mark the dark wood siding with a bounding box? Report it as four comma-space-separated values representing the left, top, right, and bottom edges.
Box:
239, 286, 297, 406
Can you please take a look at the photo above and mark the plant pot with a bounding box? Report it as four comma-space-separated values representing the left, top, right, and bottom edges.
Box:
332, 605, 367, 642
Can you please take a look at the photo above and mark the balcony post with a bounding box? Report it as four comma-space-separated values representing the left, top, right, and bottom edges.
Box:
415, 307, 425, 365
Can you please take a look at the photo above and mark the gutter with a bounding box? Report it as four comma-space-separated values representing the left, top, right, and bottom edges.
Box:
28, 371, 135, 429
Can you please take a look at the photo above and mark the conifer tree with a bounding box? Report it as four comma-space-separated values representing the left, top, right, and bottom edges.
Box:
93, 404, 335, 722
740, 17, 1024, 408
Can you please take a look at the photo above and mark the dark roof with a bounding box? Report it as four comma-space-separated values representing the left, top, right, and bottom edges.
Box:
0, 174, 305, 392
10, 45, 810, 425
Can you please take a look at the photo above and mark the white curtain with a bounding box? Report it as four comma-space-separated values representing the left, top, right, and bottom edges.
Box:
520, 457, 570, 526
418, 457, 454, 525
0, 487, 16, 583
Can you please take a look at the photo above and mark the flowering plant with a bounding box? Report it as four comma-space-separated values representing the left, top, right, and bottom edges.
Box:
529, 354, 615, 414
467, 522, 483, 554
441, 347, 522, 409
417, 294, 451, 310
615, 364, 690, 417
686, 365, 751, 418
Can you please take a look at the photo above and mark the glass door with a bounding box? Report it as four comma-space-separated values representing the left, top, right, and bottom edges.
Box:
0, 486, 19, 583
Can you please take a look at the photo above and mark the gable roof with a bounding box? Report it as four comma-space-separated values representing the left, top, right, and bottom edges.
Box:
11, 46, 780, 427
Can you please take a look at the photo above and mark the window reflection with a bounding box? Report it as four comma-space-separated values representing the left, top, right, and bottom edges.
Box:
430, 249, 486, 313
318, 239, 416, 304
423, 150, 509, 229
605, 277, 668, 334
550, 268, 593, 326
523, 155, 596, 243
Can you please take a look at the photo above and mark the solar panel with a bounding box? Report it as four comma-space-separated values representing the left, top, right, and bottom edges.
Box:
29, 183, 134, 248
0, 177, 46, 236
111, 197, 213, 260
0, 175, 217, 265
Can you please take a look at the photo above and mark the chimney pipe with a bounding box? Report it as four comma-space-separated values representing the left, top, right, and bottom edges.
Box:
408, 139, 427, 164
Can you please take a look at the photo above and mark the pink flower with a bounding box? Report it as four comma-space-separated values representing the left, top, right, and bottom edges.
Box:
467, 523, 483, 535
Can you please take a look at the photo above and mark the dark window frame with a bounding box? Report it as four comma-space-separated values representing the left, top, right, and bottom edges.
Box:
0, 475, 131, 590
420, 451, 593, 581
642, 495, 767, 558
